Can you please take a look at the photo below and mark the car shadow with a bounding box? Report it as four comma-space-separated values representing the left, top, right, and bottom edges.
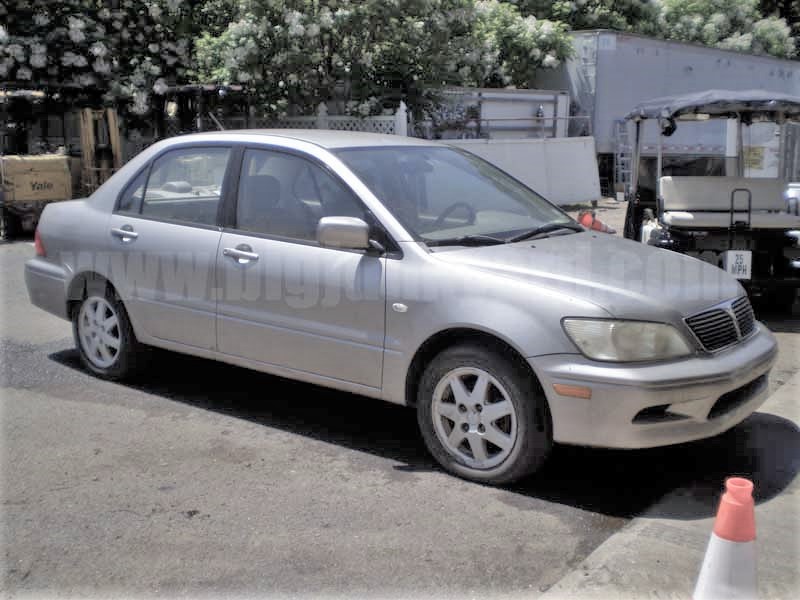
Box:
517, 411, 798, 521
642, 411, 800, 521
49, 347, 799, 520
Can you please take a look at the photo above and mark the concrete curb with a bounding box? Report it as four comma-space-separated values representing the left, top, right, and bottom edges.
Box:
540, 373, 800, 599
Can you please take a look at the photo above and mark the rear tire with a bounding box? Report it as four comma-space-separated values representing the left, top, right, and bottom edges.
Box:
417, 344, 552, 485
72, 282, 144, 380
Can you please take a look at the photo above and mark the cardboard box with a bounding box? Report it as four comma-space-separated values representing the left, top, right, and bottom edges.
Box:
1, 154, 72, 204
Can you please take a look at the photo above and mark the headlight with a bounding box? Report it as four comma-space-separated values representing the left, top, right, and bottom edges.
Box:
562, 319, 694, 362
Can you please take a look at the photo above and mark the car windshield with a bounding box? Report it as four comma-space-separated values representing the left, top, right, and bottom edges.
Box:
335, 146, 575, 245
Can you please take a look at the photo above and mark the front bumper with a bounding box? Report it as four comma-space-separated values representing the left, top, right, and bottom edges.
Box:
531, 324, 778, 449
25, 257, 70, 320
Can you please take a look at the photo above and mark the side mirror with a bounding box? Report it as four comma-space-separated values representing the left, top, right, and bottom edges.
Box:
317, 216, 371, 250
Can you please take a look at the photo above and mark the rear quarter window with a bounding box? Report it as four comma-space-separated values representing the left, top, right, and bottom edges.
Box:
117, 168, 148, 214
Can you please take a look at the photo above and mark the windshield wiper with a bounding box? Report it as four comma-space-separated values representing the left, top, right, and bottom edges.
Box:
424, 234, 507, 247
507, 222, 584, 243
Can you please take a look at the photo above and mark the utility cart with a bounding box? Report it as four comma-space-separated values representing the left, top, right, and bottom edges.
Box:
622, 90, 800, 311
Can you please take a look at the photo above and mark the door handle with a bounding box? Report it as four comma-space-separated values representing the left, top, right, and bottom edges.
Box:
111, 226, 138, 242
223, 245, 259, 264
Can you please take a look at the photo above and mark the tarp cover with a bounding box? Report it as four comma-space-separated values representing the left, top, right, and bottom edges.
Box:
624, 89, 800, 121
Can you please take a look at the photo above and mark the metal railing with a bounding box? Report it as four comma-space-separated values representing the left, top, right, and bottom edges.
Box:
413, 115, 593, 140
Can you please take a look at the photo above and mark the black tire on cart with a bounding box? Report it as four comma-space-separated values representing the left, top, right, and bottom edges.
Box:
771, 288, 797, 315
0, 208, 20, 241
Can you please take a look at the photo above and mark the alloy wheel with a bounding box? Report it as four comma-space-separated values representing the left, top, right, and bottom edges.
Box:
431, 367, 518, 470
78, 296, 121, 369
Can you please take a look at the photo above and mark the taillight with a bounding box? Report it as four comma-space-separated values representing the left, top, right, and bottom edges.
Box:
34, 228, 46, 257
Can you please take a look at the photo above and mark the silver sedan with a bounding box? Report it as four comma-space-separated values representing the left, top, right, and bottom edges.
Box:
25, 131, 777, 484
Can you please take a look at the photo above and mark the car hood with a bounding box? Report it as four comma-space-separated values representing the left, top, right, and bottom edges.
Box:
431, 231, 742, 320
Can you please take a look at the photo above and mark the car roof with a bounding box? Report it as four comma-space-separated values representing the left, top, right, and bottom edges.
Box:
176, 129, 442, 149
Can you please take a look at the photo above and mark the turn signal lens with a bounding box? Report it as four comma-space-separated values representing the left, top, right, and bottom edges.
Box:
34, 228, 46, 257
553, 384, 592, 399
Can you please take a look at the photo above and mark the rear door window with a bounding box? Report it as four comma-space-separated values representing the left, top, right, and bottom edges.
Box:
139, 147, 231, 225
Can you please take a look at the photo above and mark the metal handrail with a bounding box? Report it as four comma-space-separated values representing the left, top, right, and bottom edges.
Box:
729, 187, 753, 251
730, 188, 753, 229
422, 115, 593, 139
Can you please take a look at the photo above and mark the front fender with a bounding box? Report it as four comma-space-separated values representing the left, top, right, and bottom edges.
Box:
381, 250, 607, 404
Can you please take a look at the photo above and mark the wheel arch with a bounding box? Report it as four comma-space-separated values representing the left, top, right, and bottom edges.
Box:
66, 271, 118, 318
404, 327, 546, 409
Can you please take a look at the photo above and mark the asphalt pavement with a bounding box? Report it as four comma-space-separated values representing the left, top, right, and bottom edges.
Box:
543, 371, 799, 599
1, 238, 798, 598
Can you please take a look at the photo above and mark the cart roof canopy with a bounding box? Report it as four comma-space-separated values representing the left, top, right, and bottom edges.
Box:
624, 89, 800, 121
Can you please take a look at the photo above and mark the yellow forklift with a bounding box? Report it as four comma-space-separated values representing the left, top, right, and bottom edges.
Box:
1, 86, 122, 240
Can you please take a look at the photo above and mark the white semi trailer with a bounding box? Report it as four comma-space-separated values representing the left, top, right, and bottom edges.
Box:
537, 30, 800, 188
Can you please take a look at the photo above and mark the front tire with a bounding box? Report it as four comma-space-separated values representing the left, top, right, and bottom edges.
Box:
72, 285, 143, 380
417, 344, 552, 485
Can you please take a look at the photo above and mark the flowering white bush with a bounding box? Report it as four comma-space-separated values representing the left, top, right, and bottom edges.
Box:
472, 1, 572, 87
657, 0, 796, 57
193, 0, 573, 117
1, 0, 192, 117
1, 0, 792, 124
514, 1, 796, 57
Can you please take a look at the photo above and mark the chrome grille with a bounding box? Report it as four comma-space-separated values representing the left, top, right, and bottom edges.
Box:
685, 296, 755, 352
732, 296, 755, 337
686, 309, 739, 351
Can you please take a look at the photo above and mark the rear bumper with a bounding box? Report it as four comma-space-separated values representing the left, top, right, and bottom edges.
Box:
25, 257, 70, 320
530, 324, 777, 449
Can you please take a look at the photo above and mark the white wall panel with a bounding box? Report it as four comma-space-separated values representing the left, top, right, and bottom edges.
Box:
447, 136, 601, 205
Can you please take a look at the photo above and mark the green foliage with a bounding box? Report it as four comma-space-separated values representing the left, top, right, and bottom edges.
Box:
514, 1, 659, 34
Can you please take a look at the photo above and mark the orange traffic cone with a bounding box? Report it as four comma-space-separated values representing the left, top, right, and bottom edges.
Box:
694, 477, 757, 600
578, 210, 616, 234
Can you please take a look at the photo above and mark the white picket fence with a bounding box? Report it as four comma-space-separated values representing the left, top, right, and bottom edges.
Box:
202, 101, 408, 136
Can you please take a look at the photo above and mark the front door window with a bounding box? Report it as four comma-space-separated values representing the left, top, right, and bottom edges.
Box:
236, 148, 367, 240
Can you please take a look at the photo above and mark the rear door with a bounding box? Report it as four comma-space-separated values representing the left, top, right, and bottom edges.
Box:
107, 145, 232, 351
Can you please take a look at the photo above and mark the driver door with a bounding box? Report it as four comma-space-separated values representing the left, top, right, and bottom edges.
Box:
215, 147, 386, 389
